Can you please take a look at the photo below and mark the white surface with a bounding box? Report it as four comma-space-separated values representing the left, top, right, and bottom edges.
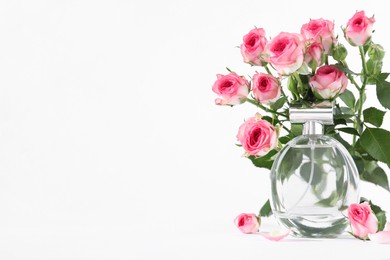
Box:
0, 0, 389, 259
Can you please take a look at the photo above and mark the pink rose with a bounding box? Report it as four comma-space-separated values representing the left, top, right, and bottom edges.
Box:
237, 113, 278, 156
345, 11, 375, 46
309, 65, 348, 99
234, 213, 260, 234
304, 42, 324, 69
264, 32, 304, 75
252, 73, 281, 104
212, 72, 249, 105
240, 28, 268, 66
348, 202, 378, 239
301, 18, 336, 54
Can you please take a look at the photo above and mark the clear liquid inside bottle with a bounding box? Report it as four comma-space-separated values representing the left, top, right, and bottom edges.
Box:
270, 131, 360, 238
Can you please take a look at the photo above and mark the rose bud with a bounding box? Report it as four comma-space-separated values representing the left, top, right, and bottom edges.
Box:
345, 11, 375, 46
368, 43, 385, 61
236, 113, 278, 157
304, 42, 324, 71
240, 28, 268, 66
366, 59, 383, 76
332, 44, 348, 62
309, 65, 348, 99
212, 72, 249, 106
252, 73, 281, 105
348, 202, 378, 239
234, 213, 260, 234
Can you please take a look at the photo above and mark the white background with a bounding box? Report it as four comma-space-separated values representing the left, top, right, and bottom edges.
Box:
0, 0, 389, 259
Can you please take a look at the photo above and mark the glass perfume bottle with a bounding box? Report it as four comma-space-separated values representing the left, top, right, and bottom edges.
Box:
270, 103, 360, 238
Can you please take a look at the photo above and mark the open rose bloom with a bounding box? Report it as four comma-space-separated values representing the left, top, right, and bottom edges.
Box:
240, 28, 267, 66
264, 32, 304, 75
301, 18, 336, 54
236, 113, 278, 157
252, 73, 281, 104
309, 65, 348, 99
212, 72, 249, 105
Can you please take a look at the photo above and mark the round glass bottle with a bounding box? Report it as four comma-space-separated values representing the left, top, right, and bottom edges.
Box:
270, 105, 360, 238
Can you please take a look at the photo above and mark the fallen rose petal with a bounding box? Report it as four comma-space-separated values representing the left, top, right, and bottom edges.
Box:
368, 231, 390, 244
259, 230, 290, 241
385, 222, 390, 231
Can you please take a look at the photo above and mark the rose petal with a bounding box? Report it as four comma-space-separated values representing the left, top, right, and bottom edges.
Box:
351, 222, 367, 238
385, 222, 390, 231
259, 230, 290, 241
368, 231, 390, 244
365, 211, 379, 234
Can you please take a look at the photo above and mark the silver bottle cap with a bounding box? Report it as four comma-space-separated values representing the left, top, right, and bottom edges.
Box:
289, 102, 334, 135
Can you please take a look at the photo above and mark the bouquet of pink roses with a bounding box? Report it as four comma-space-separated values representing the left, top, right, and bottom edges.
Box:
212, 11, 390, 242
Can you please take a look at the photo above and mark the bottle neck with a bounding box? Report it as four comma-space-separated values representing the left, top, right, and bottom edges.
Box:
303, 121, 324, 136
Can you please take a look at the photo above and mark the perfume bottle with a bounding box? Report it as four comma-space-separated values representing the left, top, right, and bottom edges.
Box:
270, 102, 360, 238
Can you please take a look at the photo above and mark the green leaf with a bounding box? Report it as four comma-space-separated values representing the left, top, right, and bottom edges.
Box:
248, 157, 273, 169
334, 118, 347, 126
340, 106, 354, 115
279, 136, 291, 144
360, 128, 390, 167
376, 212, 387, 231
334, 63, 359, 75
376, 79, 390, 109
339, 89, 356, 109
336, 127, 360, 136
353, 156, 365, 174
248, 150, 278, 170
261, 116, 279, 126
270, 97, 287, 111
363, 107, 386, 127
360, 160, 390, 192
325, 125, 336, 134
354, 140, 375, 161
259, 199, 272, 217
334, 113, 355, 119
376, 73, 389, 81
290, 124, 302, 137
332, 133, 351, 150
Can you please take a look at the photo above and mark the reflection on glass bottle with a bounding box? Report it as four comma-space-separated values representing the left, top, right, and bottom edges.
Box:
270, 103, 360, 238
